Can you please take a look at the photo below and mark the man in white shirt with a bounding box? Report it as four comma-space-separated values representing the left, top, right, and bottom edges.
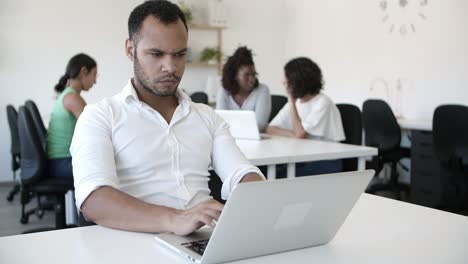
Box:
70, 0, 264, 236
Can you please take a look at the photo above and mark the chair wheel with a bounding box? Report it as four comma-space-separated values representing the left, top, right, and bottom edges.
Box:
20, 216, 29, 224
6, 195, 14, 202
36, 209, 45, 218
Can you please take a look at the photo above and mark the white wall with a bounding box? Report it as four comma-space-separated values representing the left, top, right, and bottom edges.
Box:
284, 0, 468, 119
2, 0, 467, 183
0, 0, 287, 182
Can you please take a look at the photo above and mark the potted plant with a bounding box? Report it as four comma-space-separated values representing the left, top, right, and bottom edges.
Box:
199, 47, 222, 64
177, 1, 193, 24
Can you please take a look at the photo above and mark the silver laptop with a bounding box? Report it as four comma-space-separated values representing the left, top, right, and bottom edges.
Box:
154, 170, 374, 264
215, 110, 268, 140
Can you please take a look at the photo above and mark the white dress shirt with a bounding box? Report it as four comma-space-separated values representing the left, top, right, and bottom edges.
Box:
70, 80, 263, 211
269, 93, 345, 142
216, 83, 271, 131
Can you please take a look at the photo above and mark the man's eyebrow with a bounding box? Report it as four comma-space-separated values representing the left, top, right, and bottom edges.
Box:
146, 48, 187, 54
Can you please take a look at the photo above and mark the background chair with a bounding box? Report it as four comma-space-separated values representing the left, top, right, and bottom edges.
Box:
269, 95, 288, 122
208, 171, 226, 204
190, 91, 209, 104
337, 104, 362, 171
25, 100, 47, 150
433, 104, 468, 212
17, 106, 74, 232
6, 105, 21, 202
362, 99, 410, 199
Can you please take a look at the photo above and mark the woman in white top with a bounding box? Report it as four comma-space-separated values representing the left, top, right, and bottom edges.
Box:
216, 46, 271, 131
267, 57, 345, 176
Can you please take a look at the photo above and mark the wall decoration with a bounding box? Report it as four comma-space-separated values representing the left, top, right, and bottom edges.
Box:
379, 0, 429, 35
370, 77, 414, 118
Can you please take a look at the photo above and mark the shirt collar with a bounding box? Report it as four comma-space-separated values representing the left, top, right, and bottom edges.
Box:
120, 79, 192, 112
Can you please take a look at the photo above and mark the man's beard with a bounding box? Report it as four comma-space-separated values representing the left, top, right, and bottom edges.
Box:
133, 54, 181, 97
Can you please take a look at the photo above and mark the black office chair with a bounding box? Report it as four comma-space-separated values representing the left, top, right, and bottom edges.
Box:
190, 92, 209, 104
25, 100, 47, 150
362, 99, 410, 199
337, 104, 362, 171
208, 171, 226, 204
17, 106, 74, 232
6, 105, 21, 202
433, 105, 468, 212
269, 95, 287, 122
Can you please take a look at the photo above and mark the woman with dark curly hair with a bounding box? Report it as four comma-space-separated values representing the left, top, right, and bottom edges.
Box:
266, 57, 345, 176
216, 46, 271, 131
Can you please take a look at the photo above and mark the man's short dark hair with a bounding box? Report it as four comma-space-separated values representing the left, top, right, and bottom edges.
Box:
128, 0, 188, 43
284, 57, 323, 99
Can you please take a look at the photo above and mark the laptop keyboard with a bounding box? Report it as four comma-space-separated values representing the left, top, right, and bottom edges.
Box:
181, 239, 209, 256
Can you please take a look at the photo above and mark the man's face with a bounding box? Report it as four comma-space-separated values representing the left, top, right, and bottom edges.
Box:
127, 16, 188, 96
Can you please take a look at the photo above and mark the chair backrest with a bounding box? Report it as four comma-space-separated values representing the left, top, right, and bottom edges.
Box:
6, 105, 21, 171
25, 100, 47, 150
433, 104, 468, 170
269, 95, 288, 122
190, 91, 209, 104
337, 104, 362, 145
337, 104, 362, 171
362, 99, 401, 152
17, 106, 46, 185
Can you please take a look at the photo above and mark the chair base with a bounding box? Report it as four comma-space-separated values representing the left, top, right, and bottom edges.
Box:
6, 183, 20, 202
366, 181, 410, 200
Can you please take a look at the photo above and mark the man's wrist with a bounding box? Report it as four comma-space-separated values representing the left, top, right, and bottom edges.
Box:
164, 207, 181, 233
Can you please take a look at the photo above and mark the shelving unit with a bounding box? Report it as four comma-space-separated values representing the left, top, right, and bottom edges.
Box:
187, 23, 226, 74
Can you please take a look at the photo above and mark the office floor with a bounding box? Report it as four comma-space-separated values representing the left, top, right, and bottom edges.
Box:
0, 185, 55, 237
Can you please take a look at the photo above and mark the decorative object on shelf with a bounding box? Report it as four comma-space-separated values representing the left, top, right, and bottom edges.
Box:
379, 0, 429, 36
177, 0, 193, 24
209, 0, 227, 27
199, 47, 222, 65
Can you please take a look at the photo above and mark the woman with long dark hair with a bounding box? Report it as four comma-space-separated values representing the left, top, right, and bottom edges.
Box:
216, 46, 271, 131
47, 53, 97, 178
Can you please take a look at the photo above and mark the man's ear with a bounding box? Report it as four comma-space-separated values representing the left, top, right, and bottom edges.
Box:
125, 39, 134, 62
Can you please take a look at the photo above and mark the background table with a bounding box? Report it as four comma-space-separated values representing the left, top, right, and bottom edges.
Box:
237, 137, 377, 179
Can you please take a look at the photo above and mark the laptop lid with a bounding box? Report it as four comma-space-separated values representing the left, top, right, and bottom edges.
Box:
215, 110, 261, 140
155, 170, 373, 264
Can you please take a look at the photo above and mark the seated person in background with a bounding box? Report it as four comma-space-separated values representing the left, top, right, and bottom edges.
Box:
216, 46, 271, 132
70, 0, 264, 236
47, 53, 97, 179
266, 57, 345, 176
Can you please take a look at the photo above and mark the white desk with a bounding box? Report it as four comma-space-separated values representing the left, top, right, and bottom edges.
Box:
237, 137, 377, 179
398, 118, 432, 131
2, 194, 467, 264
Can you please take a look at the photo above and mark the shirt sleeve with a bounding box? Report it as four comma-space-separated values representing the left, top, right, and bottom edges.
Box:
254, 84, 272, 132
301, 100, 330, 138
70, 103, 119, 211
215, 87, 229, 110
210, 111, 264, 200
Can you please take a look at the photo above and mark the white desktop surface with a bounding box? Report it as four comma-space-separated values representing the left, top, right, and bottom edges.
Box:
2, 194, 467, 264
236, 136, 377, 179
398, 118, 432, 131
236, 137, 376, 165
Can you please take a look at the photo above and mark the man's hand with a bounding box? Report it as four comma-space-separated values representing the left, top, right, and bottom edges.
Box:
171, 199, 224, 236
